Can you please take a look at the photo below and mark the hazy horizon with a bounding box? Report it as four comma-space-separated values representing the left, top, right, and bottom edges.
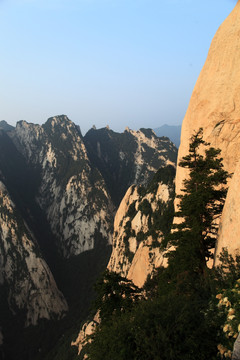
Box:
0, 0, 236, 134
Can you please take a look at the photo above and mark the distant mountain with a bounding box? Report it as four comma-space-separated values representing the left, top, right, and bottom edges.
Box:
0, 116, 178, 359
154, 124, 181, 148
9, 116, 113, 258
84, 126, 177, 206
0, 120, 14, 131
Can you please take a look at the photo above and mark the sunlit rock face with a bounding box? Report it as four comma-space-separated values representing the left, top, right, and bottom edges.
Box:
174, 1, 240, 258
84, 126, 177, 206
71, 311, 100, 356
107, 166, 175, 287
215, 161, 240, 263
0, 181, 68, 326
10, 115, 113, 258
176, 1, 240, 200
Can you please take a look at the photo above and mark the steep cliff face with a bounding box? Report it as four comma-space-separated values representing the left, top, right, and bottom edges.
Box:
84, 126, 177, 205
72, 165, 176, 356
215, 160, 240, 262
176, 1, 240, 201
10, 116, 113, 257
108, 166, 175, 287
0, 181, 68, 326
174, 1, 240, 258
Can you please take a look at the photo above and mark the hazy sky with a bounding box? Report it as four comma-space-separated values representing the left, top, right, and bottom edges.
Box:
0, 0, 237, 134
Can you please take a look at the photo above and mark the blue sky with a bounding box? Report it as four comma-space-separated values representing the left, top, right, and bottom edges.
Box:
0, 0, 237, 134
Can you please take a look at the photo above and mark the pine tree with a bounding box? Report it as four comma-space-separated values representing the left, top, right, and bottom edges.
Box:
167, 128, 230, 281
93, 269, 141, 322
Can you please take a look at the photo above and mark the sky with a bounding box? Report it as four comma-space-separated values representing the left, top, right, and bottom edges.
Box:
0, 0, 237, 135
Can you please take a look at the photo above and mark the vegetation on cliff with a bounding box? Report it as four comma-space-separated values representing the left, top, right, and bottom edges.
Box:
165, 128, 230, 284
82, 129, 237, 360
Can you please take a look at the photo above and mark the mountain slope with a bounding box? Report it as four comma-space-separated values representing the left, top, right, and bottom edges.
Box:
84, 126, 177, 206
0, 115, 178, 359
0, 120, 14, 131
107, 165, 175, 287
72, 165, 176, 356
0, 181, 68, 328
10, 116, 113, 258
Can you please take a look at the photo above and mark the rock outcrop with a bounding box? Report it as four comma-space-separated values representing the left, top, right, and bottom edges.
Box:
71, 311, 100, 356
108, 165, 175, 287
0, 181, 68, 326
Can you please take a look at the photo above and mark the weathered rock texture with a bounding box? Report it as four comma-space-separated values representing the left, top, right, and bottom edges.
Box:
84, 126, 177, 206
5, 116, 177, 259
108, 166, 175, 287
10, 116, 113, 258
175, 1, 240, 258
215, 160, 240, 261
0, 117, 178, 357
0, 181, 68, 326
72, 166, 175, 356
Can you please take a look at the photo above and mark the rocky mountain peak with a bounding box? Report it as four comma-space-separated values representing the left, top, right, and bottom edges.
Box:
44, 115, 82, 135
6, 118, 113, 258
43, 115, 83, 147
0, 120, 14, 131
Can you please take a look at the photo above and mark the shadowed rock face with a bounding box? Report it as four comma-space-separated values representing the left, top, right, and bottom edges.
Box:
0, 115, 177, 327
0, 181, 68, 326
0, 120, 14, 131
9, 116, 113, 258
84, 126, 177, 206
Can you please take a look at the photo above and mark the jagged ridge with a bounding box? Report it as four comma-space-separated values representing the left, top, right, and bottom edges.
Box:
84, 126, 177, 206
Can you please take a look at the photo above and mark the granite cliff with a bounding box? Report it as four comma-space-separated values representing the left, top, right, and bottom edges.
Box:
72, 165, 176, 356
0, 116, 177, 359
174, 1, 240, 260
10, 116, 113, 258
0, 181, 68, 327
107, 165, 175, 287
